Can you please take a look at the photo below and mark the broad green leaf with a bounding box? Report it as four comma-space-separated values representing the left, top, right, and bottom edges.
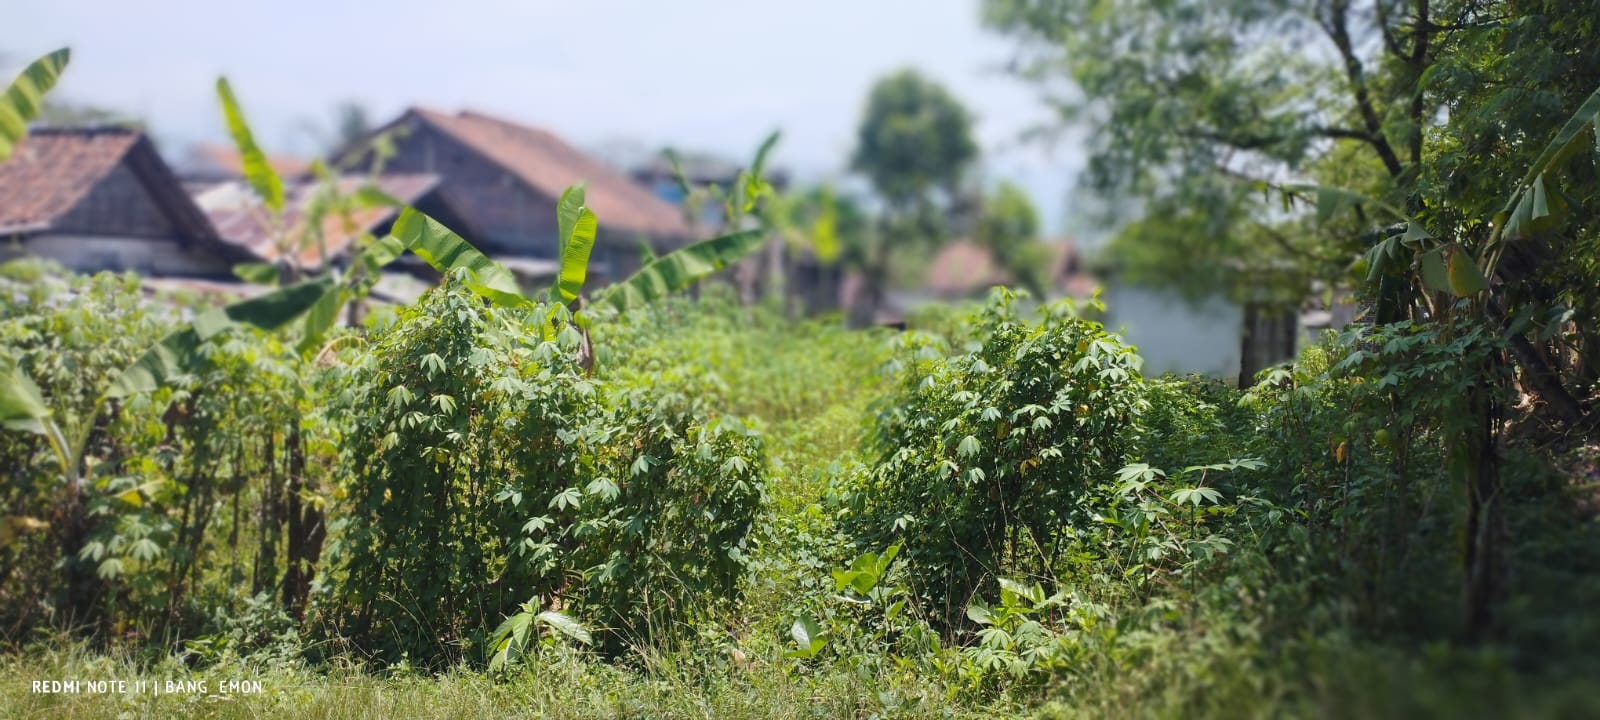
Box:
751, 130, 781, 182
744, 130, 782, 212
787, 615, 826, 658
360, 234, 406, 270
232, 262, 278, 285
810, 188, 841, 263
390, 208, 531, 308
552, 208, 598, 305
661, 148, 695, 195
1419, 247, 1450, 294
1365, 235, 1402, 282
107, 278, 334, 398
1518, 86, 1600, 188
1497, 85, 1600, 245
355, 184, 404, 209
595, 230, 766, 313
1446, 245, 1488, 297
299, 284, 346, 352
535, 610, 593, 646
998, 577, 1044, 606
0, 48, 69, 163
0, 364, 50, 434
488, 611, 534, 674
216, 77, 284, 212
555, 183, 587, 262
1400, 221, 1432, 246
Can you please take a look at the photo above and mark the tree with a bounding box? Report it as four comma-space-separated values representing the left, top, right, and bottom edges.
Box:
982, 0, 1400, 302
849, 69, 979, 324
974, 181, 1049, 296
985, 0, 1600, 639
333, 101, 371, 150
300, 100, 374, 155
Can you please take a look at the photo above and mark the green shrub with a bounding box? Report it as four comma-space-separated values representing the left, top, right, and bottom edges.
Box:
843, 289, 1144, 624
0, 270, 173, 635
325, 280, 766, 664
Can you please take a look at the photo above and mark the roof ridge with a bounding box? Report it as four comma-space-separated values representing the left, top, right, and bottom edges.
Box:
401, 106, 691, 240
27, 124, 141, 136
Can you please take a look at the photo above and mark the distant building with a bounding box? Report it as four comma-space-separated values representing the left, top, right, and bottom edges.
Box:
923, 239, 1095, 301
193, 172, 493, 303
1098, 274, 1299, 386
175, 143, 312, 192
334, 108, 693, 283
630, 151, 791, 229
0, 127, 249, 278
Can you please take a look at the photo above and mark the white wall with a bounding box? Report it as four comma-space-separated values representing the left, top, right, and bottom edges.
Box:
24, 234, 232, 277
1102, 281, 1242, 379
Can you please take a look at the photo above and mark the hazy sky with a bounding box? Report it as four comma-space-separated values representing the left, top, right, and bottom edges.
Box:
4, 0, 1087, 233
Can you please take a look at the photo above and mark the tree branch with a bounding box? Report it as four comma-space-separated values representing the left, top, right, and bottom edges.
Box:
1374, 0, 1406, 59
1183, 125, 1381, 151
1400, 0, 1429, 173
1320, 0, 1405, 177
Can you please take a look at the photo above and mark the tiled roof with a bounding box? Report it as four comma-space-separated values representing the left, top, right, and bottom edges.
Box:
925, 240, 1009, 296
0, 126, 222, 242
0, 127, 142, 233
196, 173, 440, 270
925, 238, 1096, 298
409, 108, 691, 241
180, 144, 312, 182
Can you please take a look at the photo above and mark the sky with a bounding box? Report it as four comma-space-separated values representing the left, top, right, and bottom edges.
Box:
4, 0, 1089, 235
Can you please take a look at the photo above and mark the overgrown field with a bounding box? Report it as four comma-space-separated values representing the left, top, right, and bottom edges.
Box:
3, 267, 1600, 719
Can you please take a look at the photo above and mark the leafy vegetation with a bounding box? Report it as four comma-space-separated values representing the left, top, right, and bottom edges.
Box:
5, 6, 1600, 717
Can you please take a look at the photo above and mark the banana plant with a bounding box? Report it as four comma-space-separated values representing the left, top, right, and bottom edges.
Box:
0, 47, 70, 163
217, 78, 402, 351
1270, 83, 1600, 304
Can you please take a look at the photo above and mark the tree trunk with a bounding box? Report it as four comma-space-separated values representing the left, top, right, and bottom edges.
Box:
281, 424, 324, 619
1462, 353, 1507, 642
252, 434, 280, 596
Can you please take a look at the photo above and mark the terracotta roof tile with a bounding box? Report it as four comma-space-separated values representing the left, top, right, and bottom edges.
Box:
181, 144, 312, 182
926, 240, 1008, 296
411, 108, 690, 241
0, 127, 142, 232
926, 238, 1096, 298
196, 173, 440, 270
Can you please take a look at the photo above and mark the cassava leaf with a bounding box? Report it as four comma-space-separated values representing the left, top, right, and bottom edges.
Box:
107, 278, 334, 398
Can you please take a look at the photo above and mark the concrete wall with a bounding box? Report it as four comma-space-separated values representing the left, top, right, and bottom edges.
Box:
1102, 281, 1243, 379
23, 234, 233, 277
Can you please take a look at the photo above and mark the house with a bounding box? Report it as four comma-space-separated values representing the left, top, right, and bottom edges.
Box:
334, 108, 693, 283
175, 143, 312, 192
923, 239, 1095, 301
0, 126, 249, 278
631, 151, 791, 229
1097, 272, 1299, 386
